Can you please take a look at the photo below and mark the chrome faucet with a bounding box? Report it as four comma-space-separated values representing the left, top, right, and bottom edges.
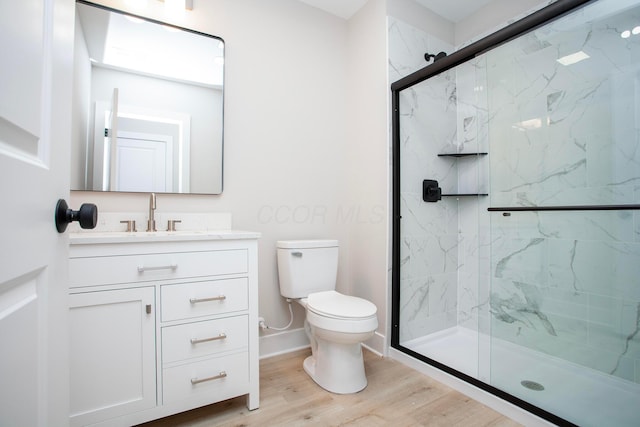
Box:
147, 192, 157, 232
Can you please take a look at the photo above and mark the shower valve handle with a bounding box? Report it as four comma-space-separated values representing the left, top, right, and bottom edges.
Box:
423, 180, 442, 202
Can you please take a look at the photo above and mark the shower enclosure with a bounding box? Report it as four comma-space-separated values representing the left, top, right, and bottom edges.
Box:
391, 0, 640, 425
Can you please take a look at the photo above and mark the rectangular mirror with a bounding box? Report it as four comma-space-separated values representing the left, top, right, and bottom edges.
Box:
71, 0, 224, 194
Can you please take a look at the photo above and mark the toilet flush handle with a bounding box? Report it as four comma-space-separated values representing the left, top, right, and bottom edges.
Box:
292, 252, 303, 257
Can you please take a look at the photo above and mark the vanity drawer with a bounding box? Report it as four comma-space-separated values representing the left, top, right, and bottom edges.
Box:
161, 278, 248, 322
162, 352, 249, 404
162, 316, 248, 364
69, 249, 247, 288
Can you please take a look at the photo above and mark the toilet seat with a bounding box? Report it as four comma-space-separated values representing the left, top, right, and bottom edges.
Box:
305, 291, 378, 334
307, 291, 377, 319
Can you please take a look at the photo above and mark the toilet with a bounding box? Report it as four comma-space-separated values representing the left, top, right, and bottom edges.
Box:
276, 239, 378, 394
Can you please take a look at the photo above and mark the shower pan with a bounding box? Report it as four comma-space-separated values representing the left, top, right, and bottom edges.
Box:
391, 0, 640, 425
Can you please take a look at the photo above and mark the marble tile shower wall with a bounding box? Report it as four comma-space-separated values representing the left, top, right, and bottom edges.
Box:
392, 1, 640, 383
390, 17, 457, 342
454, 60, 490, 336
397, 73, 459, 342
485, 6, 640, 383
390, 17, 491, 342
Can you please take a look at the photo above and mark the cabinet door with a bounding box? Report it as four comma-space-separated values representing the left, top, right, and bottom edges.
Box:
69, 287, 156, 427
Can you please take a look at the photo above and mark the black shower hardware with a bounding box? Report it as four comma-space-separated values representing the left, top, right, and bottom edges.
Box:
423, 180, 442, 202
424, 51, 447, 63
488, 204, 640, 212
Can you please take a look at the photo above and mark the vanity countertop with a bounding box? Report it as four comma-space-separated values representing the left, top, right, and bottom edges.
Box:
69, 230, 261, 245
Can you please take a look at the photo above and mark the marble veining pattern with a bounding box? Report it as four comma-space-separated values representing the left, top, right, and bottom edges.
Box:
484, 0, 640, 383
393, 0, 640, 388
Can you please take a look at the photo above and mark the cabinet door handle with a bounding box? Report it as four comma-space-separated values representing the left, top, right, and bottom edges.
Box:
189, 295, 226, 304
190, 333, 227, 345
137, 263, 177, 273
190, 371, 227, 385
146, 304, 151, 314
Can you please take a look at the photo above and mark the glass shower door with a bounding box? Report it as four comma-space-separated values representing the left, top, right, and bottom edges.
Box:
393, 0, 640, 425
484, 1, 640, 425
397, 56, 488, 380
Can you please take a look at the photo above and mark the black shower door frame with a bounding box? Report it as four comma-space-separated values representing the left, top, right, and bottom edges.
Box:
390, 1, 594, 426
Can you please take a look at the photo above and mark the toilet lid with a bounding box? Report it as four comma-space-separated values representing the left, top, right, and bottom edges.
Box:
307, 291, 377, 319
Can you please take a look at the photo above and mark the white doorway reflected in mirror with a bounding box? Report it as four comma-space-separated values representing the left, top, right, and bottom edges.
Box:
116, 131, 173, 192
91, 101, 191, 192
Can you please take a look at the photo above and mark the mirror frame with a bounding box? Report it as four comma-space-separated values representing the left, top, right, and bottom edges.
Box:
73, 0, 224, 195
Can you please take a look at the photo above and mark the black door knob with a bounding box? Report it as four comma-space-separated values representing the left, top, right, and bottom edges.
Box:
55, 199, 98, 233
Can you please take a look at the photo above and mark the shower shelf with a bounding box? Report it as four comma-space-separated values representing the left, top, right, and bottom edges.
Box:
442, 193, 488, 197
437, 152, 488, 157
437, 153, 488, 197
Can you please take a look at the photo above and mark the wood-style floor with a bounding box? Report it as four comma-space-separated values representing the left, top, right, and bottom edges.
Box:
140, 349, 522, 427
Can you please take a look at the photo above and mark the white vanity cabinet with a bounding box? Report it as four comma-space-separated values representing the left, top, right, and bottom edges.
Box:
68, 233, 260, 427
69, 287, 156, 425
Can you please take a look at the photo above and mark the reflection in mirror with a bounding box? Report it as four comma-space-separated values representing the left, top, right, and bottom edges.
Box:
71, 0, 224, 194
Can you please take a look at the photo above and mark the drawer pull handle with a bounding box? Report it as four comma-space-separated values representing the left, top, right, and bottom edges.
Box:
137, 263, 177, 273
190, 371, 227, 385
190, 333, 227, 345
189, 295, 226, 304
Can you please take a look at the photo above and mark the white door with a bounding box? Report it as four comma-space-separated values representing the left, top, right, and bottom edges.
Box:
115, 131, 174, 192
107, 88, 119, 191
0, 0, 74, 425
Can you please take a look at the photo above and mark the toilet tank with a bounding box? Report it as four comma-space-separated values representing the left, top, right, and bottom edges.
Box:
276, 240, 339, 299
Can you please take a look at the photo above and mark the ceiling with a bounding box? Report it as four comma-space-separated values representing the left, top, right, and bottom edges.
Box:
296, 0, 369, 19
297, 0, 495, 22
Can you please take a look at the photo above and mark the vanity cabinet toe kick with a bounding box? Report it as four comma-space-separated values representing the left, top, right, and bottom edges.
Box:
68, 235, 260, 427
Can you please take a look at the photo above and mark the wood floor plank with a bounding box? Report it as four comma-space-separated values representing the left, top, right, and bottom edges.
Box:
138, 349, 521, 427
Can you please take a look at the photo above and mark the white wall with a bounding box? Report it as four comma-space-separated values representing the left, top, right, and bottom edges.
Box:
71, 0, 355, 352
69, 0, 558, 359
344, 0, 390, 353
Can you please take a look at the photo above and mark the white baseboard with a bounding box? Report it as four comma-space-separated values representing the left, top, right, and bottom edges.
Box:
388, 348, 554, 427
259, 329, 386, 359
363, 331, 386, 356
259, 327, 309, 359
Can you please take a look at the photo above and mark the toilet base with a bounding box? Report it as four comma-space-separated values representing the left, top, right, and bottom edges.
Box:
303, 339, 368, 394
